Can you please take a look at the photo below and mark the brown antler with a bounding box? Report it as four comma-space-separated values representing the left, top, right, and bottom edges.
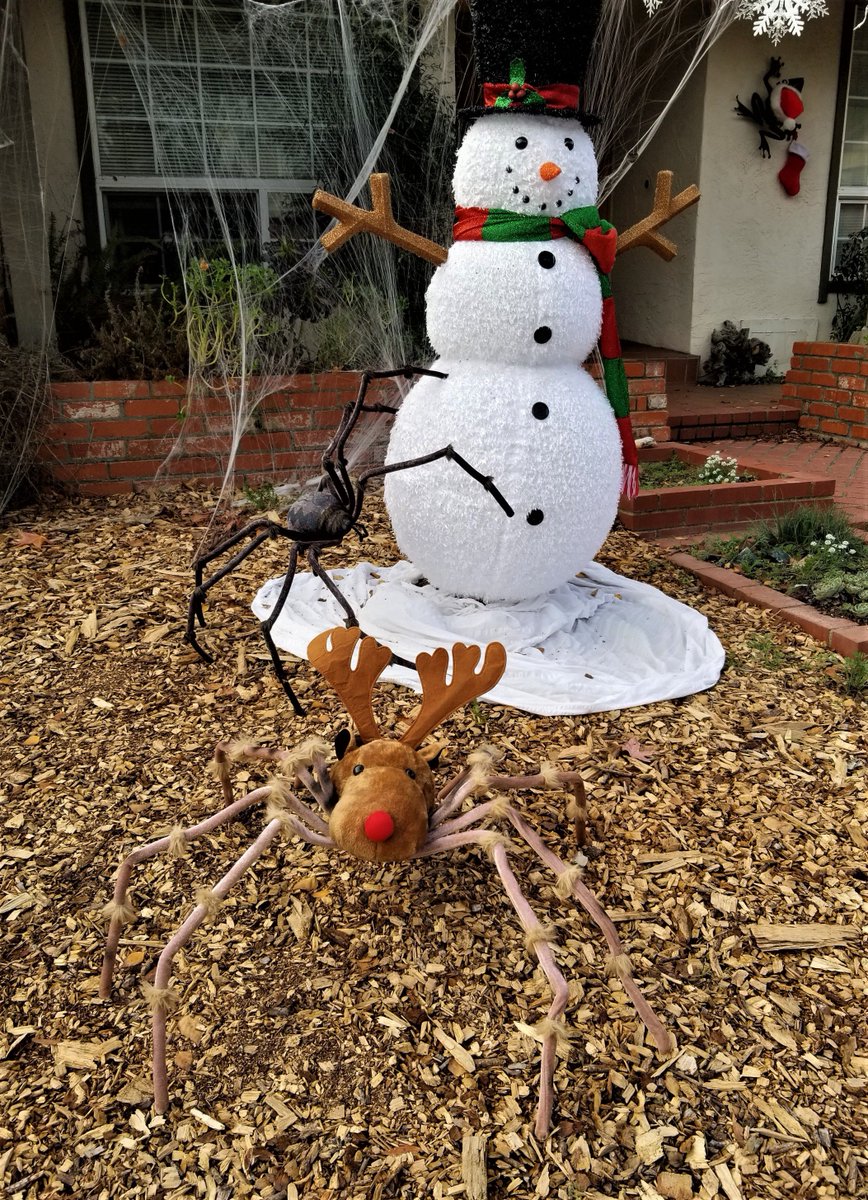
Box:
616, 170, 700, 261
401, 642, 507, 748
312, 173, 448, 267
307, 627, 392, 743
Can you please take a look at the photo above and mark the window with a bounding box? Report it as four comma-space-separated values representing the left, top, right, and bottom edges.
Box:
78, 0, 343, 260
821, 1, 868, 296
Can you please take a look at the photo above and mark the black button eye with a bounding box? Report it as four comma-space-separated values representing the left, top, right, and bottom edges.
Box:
538, 251, 555, 268
352, 763, 364, 775
405, 768, 416, 779
564, 137, 574, 150
514, 136, 528, 149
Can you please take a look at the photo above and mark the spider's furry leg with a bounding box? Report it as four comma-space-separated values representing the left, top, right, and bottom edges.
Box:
416, 823, 569, 1139
505, 804, 673, 1057
491, 839, 569, 1141
149, 807, 332, 1113
211, 740, 287, 805
307, 546, 358, 628
99, 784, 273, 1000
485, 769, 588, 847
259, 545, 306, 715
421, 788, 672, 1061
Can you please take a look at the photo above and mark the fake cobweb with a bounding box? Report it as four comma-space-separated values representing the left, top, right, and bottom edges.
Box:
0, 0, 830, 519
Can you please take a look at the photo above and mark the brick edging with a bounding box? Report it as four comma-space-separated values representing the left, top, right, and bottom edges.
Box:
669, 551, 868, 657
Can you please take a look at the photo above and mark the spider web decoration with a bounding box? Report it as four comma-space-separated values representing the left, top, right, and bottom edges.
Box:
736, 1, 829, 44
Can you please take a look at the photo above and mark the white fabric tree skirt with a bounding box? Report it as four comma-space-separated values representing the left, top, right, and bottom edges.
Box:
251, 561, 724, 716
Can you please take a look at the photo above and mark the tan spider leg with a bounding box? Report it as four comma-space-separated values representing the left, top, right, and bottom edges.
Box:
100, 785, 272, 999
150, 810, 331, 1113
490, 840, 569, 1141
416, 784, 673, 1136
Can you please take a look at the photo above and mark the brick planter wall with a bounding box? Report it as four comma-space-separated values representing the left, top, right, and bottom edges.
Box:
41, 360, 670, 497
618, 444, 835, 538
785, 340, 868, 446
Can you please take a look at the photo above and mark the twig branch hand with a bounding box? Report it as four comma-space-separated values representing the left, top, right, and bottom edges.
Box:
313, 173, 448, 266
616, 170, 700, 261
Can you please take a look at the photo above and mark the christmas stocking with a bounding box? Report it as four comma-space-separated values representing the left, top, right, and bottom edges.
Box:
779, 142, 808, 197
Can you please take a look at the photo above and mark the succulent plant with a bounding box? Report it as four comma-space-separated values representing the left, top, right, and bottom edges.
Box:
812, 572, 848, 601
813, 568, 868, 616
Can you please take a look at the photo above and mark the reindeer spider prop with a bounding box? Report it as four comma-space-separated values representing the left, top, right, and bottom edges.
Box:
101, 627, 672, 1138
185, 367, 515, 715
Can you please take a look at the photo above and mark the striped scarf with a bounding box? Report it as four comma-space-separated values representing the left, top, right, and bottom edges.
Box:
453, 204, 638, 498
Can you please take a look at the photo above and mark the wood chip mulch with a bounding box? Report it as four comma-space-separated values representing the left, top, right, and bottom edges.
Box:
1, 488, 866, 1200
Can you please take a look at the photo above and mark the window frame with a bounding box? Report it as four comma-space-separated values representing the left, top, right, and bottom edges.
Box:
77, 0, 319, 250
820, 0, 866, 300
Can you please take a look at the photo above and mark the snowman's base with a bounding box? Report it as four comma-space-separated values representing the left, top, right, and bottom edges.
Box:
251, 561, 724, 716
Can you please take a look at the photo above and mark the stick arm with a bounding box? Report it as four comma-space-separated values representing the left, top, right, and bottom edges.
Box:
313, 173, 448, 267
615, 170, 700, 262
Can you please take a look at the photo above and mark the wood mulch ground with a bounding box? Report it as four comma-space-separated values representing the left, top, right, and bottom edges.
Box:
1, 487, 866, 1200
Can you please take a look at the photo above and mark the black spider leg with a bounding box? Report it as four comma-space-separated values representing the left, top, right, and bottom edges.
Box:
257, 543, 306, 716
322, 367, 450, 513
308, 545, 358, 627
354, 447, 515, 523
186, 519, 286, 661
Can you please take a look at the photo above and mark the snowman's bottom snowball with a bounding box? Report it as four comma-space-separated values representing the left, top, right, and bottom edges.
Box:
383, 363, 621, 602
251, 561, 724, 717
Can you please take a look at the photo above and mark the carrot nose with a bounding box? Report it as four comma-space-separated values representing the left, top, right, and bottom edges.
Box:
364, 810, 394, 842
539, 161, 561, 181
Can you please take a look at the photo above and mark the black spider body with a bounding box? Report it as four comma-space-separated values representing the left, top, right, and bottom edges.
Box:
285, 481, 356, 541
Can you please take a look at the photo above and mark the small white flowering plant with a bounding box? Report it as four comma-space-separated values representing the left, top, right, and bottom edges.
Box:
697, 453, 741, 485
808, 533, 859, 558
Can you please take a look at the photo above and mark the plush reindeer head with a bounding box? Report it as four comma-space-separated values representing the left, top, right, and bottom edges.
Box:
307, 627, 506, 863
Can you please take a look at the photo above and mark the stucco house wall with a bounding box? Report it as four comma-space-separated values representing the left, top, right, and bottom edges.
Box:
0, 0, 83, 346
612, 8, 845, 368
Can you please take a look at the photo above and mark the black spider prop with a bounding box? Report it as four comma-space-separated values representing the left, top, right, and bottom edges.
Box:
185, 367, 515, 714
735, 57, 804, 158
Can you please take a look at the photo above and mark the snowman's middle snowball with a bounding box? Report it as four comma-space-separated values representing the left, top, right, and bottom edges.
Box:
384, 362, 621, 603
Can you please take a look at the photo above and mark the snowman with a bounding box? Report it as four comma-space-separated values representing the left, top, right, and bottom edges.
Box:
255, 0, 722, 715
331, 0, 639, 602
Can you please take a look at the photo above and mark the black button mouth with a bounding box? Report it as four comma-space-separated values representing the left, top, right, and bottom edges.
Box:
526, 509, 544, 526
532, 402, 549, 420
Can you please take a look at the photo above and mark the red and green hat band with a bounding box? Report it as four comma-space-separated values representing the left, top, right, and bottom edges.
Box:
483, 80, 580, 112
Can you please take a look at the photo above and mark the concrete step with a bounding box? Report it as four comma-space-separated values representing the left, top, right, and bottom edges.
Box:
668, 384, 801, 442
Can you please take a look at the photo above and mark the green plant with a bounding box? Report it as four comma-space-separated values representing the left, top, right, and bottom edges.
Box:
840, 651, 868, 693
747, 633, 789, 670
695, 505, 868, 625
80, 271, 189, 381
752, 505, 857, 554
831, 226, 868, 343
242, 479, 279, 511
308, 278, 406, 370
164, 258, 282, 379
699, 320, 773, 386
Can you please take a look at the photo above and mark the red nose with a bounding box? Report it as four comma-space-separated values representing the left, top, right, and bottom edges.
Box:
364, 810, 395, 842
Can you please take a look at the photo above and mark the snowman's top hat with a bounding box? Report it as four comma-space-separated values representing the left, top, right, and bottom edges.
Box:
463, 0, 602, 125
